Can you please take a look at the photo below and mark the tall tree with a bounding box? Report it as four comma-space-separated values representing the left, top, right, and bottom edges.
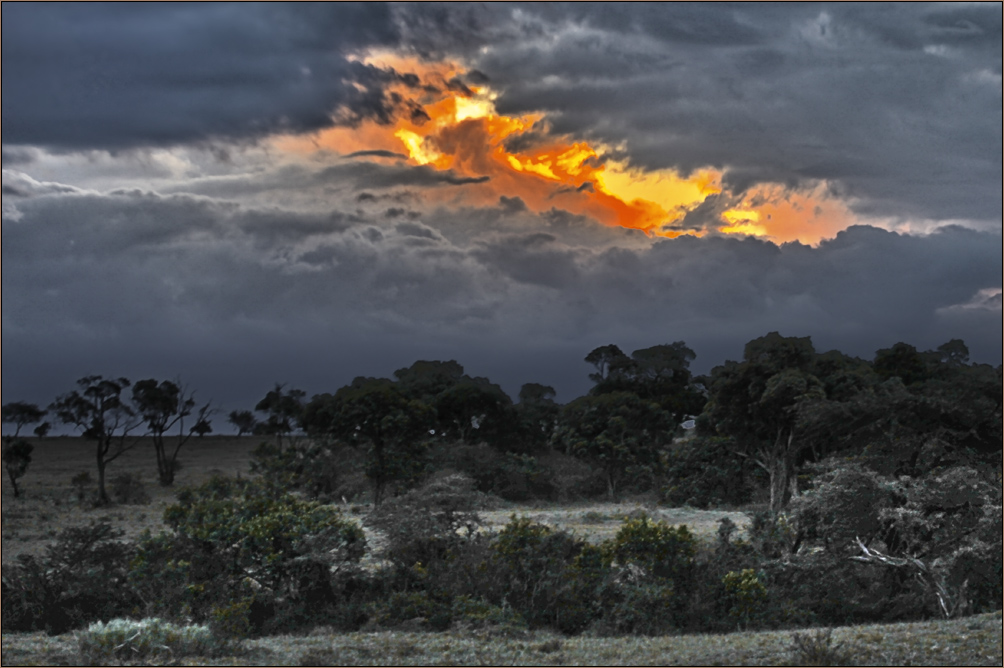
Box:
515, 383, 560, 452
704, 333, 824, 514
227, 410, 257, 437
255, 384, 305, 447
2, 402, 47, 439
50, 376, 141, 505
132, 379, 213, 486
305, 378, 434, 505
2, 439, 33, 498
553, 391, 673, 500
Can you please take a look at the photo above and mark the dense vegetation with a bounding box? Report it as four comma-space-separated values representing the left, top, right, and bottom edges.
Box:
2, 333, 1001, 642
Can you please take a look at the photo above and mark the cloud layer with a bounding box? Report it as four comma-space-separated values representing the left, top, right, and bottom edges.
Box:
1, 4, 1000, 416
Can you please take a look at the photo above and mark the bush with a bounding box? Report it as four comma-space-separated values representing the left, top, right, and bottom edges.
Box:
111, 472, 150, 505
466, 516, 601, 633
788, 627, 856, 667
601, 514, 696, 583
721, 569, 769, 628
435, 443, 560, 501
365, 472, 493, 571
1, 521, 138, 634
661, 436, 765, 507
130, 475, 367, 635
76, 618, 226, 664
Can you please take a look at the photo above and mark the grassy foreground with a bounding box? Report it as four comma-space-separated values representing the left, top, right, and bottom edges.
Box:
2, 611, 1001, 666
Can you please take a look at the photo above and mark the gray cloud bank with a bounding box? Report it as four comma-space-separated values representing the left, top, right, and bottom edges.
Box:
2, 3, 1001, 415
3, 180, 1000, 411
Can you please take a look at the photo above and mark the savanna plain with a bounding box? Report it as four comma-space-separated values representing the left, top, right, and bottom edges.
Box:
1, 436, 1000, 666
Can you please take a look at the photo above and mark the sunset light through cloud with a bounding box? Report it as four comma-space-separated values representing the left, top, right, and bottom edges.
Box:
3, 3, 999, 413
275, 52, 851, 244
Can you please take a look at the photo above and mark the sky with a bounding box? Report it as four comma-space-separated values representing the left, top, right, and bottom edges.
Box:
2, 2, 1001, 423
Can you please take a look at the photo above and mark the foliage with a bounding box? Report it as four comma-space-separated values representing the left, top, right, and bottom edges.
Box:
110, 471, 150, 505
131, 475, 366, 635
1, 521, 138, 634
228, 409, 257, 436
788, 627, 856, 667
553, 391, 673, 499
76, 617, 226, 664
661, 436, 764, 507
433, 443, 559, 501
2, 438, 33, 498
132, 378, 212, 485
50, 375, 142, 504
249, 440, 344, 501
254, 383, 305, 446
365, 472, 490, 570
304, 378, 434, 504
601, 514, 696, 583
2, 401, 47, 438
721, 569, 769, 628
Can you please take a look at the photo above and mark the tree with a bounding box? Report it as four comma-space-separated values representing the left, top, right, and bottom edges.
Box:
434, 377, 516, 447
50, 376, 141, 505
304, 378, 434, 505
392, 360, 465, 403
704, 333, 824, 514
227, 410, 257, 437
553, 392, 673, 499
3, 439, 33, 498
515, 383, 560, 451
584, 344, 632, 386
32, 422, 51, 440
132, 379, 213, 486
2, 402, 47, 439
254, 384, 305, 447
191, 418, 213, 437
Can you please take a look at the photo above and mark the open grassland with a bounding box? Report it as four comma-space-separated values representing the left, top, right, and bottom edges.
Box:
1, 436, 749, 565
1, 436, 257, 563
2, 611, 1000, 666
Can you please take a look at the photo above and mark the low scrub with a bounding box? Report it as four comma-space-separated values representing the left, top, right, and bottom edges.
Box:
76, 617, 226, 664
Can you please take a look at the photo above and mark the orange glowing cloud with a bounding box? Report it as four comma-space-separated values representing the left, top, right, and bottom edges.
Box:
272, 52, 858, 245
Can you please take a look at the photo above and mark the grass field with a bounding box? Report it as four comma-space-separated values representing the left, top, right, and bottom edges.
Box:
2, 436, 1001, 666
1, 435, 749, 564
2, 612, 1001, 666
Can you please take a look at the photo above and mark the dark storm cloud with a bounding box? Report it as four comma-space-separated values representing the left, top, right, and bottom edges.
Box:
3, 186, 999, 410
1, 3, 399, 149
393, 3, 1001, 222
344, 150, 410, 160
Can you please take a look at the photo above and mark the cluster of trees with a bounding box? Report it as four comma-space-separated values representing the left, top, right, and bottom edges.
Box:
2, 332, 1001, 638
2, 377, 213, 503
3, 334, 1000, 516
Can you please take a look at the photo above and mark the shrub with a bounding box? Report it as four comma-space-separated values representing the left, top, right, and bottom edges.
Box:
111, 472, 150, 505
76, 618, 226, 664
788, 627, 855, 667
1, 521, 138, 634
479, 516, 604, 633
661, 436, 764, 508
601, 514, 696, 583
365, 471, 493, 571
721, 569, 769, 628
2, 439, 33, 498
249, 441, 347, 501
130, 475, 366, 635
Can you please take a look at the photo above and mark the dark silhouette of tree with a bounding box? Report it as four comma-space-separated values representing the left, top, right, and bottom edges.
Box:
553, 391, 672, 500
515, 383, 560, 451
255, 384, 305, 447
2, 439, 33, 498
704, 333, 824, 514
305, 378, 433, 505
132, 379, 213, 486
227, 410, 257, 437
50, 376, 141, 505
32, 422, 51, 440
2, 402, 47, 438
